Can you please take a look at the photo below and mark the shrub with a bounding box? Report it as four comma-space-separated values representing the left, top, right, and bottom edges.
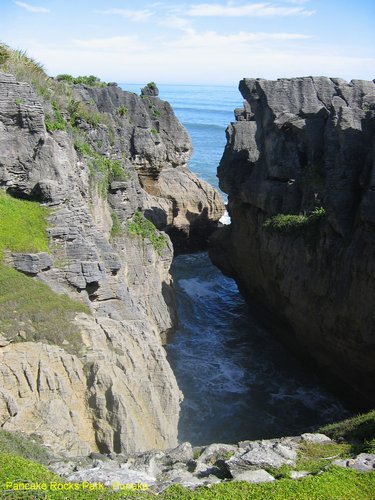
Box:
56, 74, 106, 87
127, 211, 167, 255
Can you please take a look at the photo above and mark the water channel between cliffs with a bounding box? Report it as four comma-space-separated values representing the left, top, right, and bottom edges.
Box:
166, 252, 348, 446
120, 83, 350, 446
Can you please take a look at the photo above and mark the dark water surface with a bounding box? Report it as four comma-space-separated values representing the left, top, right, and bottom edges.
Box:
166, 253, 348, 446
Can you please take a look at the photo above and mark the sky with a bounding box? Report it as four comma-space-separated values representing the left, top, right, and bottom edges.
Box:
0, 0, 374, 85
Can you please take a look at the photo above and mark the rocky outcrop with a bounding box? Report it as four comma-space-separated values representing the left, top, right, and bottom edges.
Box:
210, 77, 375, 407
48, 431, 368, 491
0, 71, 221, 454
73, 82, 224, 251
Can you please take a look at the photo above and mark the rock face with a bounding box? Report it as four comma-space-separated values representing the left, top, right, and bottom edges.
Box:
210, 77, 375, 407
74, 82, 224, 251
0, 73, 221, 454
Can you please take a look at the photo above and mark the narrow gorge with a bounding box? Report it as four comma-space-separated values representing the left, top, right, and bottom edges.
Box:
0, 47, 374, 495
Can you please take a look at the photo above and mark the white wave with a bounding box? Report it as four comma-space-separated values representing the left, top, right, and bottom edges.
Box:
219, 210, 231, 225
179, 278, 218, 298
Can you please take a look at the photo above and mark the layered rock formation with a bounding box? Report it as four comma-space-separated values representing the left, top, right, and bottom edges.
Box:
74, 82, 224, 251
0, 71, 222, 455
210, 77, 375, 407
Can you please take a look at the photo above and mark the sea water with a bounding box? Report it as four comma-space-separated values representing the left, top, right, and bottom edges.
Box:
121, 83, 348, 445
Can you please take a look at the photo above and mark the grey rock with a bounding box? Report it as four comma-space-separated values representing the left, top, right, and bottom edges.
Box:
165, 442, 194, 465
226, 438, 298, 476
290, 470, 311, 479
0, 71, 189, 454
197, 443, 238, 464
232, 469, 275, 483
301, 433, 332, 444
333, 453, 375, 472
67, 461, 156, 487
11, 252, 52, 275
210, 76, 375, 406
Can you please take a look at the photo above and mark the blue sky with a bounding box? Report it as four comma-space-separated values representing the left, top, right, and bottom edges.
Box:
0, 0, 374, 85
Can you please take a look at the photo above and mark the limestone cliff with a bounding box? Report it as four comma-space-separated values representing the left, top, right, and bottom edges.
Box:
0, 67, 222, 456
210, 77, 375, 407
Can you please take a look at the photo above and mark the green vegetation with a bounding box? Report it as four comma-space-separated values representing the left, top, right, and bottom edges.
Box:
0, 430, 51, 464
0, 44, 52, 101
45, 100, 66, 132
0, 191, 49, 258
117, 105, 128, 117
319, 410, 375, 452
56, 74, 106, 87
0, 191, 89, 353
74, 141, 128, 196
150, 127, 158, 135
0, 456, 374, 499
68, 98, 111, 129
146, 81, 157, 89
127, 211, 167, 255
263, 207, 326, 232
110, 212, 124, 238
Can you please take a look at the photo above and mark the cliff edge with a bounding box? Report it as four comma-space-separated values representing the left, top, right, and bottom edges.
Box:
210, 76, 375, 407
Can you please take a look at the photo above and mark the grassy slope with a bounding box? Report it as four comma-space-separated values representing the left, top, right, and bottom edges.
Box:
0, 191, 89, 352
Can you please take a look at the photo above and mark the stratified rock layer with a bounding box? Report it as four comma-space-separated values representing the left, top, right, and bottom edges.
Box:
210, 77, 375, 407
0, 73, 222, 454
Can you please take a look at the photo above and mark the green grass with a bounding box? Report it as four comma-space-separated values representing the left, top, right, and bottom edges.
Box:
0, 191, 89, 353
319, 410, 375, 442
263, 207, 326, 232
162, 469, 375, 499
0, 453, 150, 499
319, 410, 375, 453
127, 211, 167, 255
0, 430, 51, 464
0, 191, 49, 257
117, 105, 128, 117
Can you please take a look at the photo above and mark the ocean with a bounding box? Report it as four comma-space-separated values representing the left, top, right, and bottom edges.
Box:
121, 83, 348, 445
